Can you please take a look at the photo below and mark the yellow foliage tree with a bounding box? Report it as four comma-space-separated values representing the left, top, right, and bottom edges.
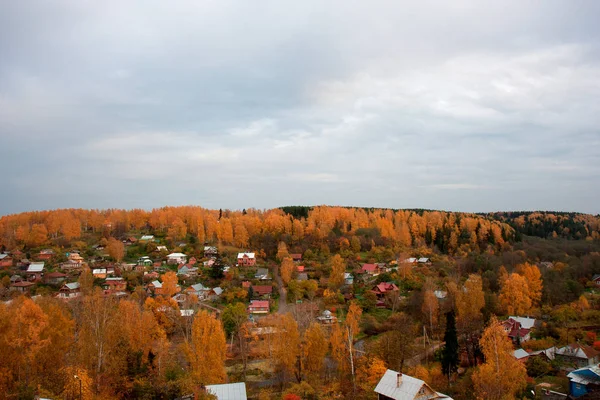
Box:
185, 310, 226, 385
499, 273, 531, 315
472, 316, 527, 400
280, 257, 294, 285
329, 254, 346, 289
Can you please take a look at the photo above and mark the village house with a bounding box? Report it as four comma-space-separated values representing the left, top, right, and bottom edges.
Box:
344, 272, 354, 285
251, 285, 273, 299
44, 271, 67, 285
417, 257, 431, 264
374, 369, 453, 400
237, 252, 256, 267
156, 245, 168, 252
206, 382, 247, 400
502, 317, 535, 343
290, 253, 303, 262
103, 277, 127, 294
186, 283, 210, 300
58, 282, 81, 299
248, 300, 270, 314
140, 235, 155, 242
137, 256, 153, 266
0, 253, 13, 268
177, 265, 198, 278
361, 263, 381, 276
61, 253, 84, 270
567, 364, 600, 398
26, 262, 45, 282
297, 265, 305, 273
37, 249, 55, 261
296, 273, 308, 282
147, 280, 163, 296
204, 246, 218, 257
10, 281, 35, 293
592, 274, 600, 287
167, 252, 187, 265
317, 310, 338, 325
92, 268, 107, 279
255, 268, 270, 280
401, 257, 418, 264
555, 343, 600, 368
513, 349, 530, 363
372, 282, 399, 299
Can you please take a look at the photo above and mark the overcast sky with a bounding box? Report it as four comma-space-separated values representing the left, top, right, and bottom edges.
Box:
1, 1, 599, 215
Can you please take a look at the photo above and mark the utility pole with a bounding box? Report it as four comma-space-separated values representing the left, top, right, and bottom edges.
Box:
74, 375, 82, 400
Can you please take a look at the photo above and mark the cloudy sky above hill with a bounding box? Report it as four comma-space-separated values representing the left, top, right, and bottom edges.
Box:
1, 1, 599, 215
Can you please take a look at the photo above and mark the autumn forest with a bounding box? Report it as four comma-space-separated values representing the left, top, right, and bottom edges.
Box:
0, 206, 599, 400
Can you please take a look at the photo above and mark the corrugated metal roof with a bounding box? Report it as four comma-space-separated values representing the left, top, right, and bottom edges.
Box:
27, 262, 44, 272
374, 369, 453, 400
206, 382, 247, 400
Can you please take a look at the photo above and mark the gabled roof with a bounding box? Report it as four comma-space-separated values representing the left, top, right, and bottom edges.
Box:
150, 280, 163, 288
206, 382, 247, 400
374, 282, 399, 293
12, 281, 35, 288
140, 235, 154, 240
508, 316, 536, 329
252, 285, 273, 295
417, 257, 430, 263
249, 300, 269, 308
513, 349, 530, 360
556, 343, 600, 360
237, 252, 255, 258
374, 369, 453, 400
592, 274, 600, 281
46, 271, 67, 278
297, 273, 308, 281
167, 252, 186, 258
27, 262, 45, 273
0, 253, 10, 260
64, 282, 80, 290
92, 268, 107, 275
362, 263, 377, 272
212, 287, 223, 296
189, 283, 207, 292
567, 365, 600, 386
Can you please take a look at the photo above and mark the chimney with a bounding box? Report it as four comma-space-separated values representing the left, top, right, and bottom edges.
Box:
397, 372, 403, 387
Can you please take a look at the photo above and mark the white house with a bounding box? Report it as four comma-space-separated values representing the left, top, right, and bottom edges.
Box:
167, 253, 187, 265
206, 382, 247, 400
374, 369, 453, 400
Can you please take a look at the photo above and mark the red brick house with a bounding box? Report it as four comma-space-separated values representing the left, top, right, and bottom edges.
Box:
237, 253, 256, 267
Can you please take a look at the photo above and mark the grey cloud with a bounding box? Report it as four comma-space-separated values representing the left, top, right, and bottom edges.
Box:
1, 1, 600, 214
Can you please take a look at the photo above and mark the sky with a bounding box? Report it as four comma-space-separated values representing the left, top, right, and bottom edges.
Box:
1, 1, 600, 216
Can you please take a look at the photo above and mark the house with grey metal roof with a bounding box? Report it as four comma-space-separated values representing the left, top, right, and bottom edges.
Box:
374, 369, 453, 400
206, 382, 247, 400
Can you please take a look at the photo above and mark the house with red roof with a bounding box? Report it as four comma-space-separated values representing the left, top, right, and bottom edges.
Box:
252, 285, 273, 298
248, 300, 270, 314
502, 317, 533, 343
372, 282, 399, 298
361, 263, 381, 276
290, 254, 303, 262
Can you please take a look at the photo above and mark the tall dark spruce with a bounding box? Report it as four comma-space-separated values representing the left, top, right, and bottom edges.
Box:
442, 310, 459, 379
